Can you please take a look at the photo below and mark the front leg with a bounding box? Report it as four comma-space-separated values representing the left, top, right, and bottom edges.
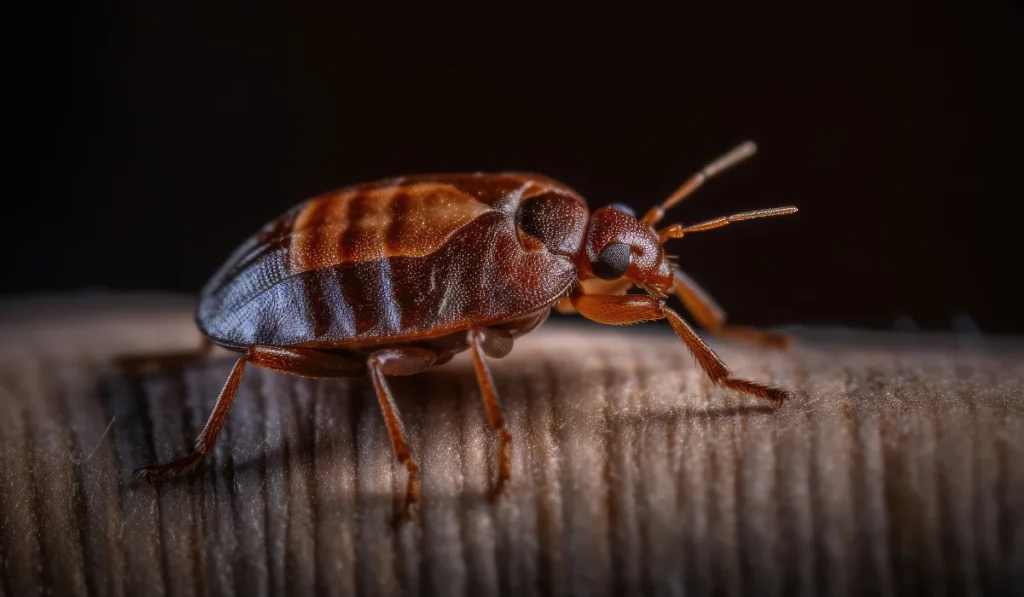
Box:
570, 292, 792, 407
555, 278, 634, 314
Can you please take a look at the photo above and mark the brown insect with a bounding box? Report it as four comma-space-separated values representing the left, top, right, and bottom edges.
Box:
128, 141, 797, 512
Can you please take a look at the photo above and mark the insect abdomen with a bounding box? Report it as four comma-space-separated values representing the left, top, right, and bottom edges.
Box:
196, 174, 587, 349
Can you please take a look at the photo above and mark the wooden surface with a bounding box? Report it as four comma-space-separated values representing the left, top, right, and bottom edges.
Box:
1, 293, 1022, 597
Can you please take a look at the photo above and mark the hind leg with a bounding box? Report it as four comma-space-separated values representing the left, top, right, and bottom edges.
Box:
135, 344, 365, 483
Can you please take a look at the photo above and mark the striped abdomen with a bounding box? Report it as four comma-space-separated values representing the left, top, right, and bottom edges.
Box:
196, 173, 590, 349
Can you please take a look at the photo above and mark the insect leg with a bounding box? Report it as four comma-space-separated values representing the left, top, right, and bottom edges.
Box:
135, 353, 248, 483
671, 268, 789, 348
556, 279, 634, 314
468, 329, 513, 496
244, 345, 366, 378
571, 292, 792, 407
134, 345, 365, 483
367, 347, 438, 516
661, 307, 792, 407
570, 293, 666, 324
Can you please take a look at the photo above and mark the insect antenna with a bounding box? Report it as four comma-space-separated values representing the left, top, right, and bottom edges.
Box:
641, 141, 758, 226
657, 207, 798, 243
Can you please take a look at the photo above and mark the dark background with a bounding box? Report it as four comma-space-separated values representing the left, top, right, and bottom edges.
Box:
11, 2, 1022, 333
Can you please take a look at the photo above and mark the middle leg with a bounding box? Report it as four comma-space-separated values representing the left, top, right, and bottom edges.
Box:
366, 347, 438, 515
468, 329, 514, 496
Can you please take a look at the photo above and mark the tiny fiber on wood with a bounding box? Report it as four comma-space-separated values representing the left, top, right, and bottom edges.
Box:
0, 293, 1022, 597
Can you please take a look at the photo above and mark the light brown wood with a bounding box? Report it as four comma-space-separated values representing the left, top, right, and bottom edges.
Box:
1, 293, 1022, 596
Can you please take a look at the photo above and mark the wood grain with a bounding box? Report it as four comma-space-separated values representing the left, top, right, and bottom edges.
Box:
1, 293, 1022, 597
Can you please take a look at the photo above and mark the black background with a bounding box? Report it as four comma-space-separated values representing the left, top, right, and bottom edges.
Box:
11, 2, 1022, 333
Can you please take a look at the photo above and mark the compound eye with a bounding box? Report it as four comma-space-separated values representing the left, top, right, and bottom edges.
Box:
606, 203, 635, 217
592, 242, 632, 280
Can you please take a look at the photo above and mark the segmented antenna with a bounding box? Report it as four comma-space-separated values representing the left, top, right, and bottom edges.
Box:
642, 141, 758, 226
658, 207, 798, 243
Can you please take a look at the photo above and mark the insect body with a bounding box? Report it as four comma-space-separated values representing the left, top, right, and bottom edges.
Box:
134, 141, 797, 512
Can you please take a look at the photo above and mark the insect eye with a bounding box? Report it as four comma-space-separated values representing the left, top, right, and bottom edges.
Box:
606, 203, 635, 217
592, 242, 632, 280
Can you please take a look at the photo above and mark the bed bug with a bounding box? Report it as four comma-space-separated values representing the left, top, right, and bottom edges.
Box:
128, 141, 797, 513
